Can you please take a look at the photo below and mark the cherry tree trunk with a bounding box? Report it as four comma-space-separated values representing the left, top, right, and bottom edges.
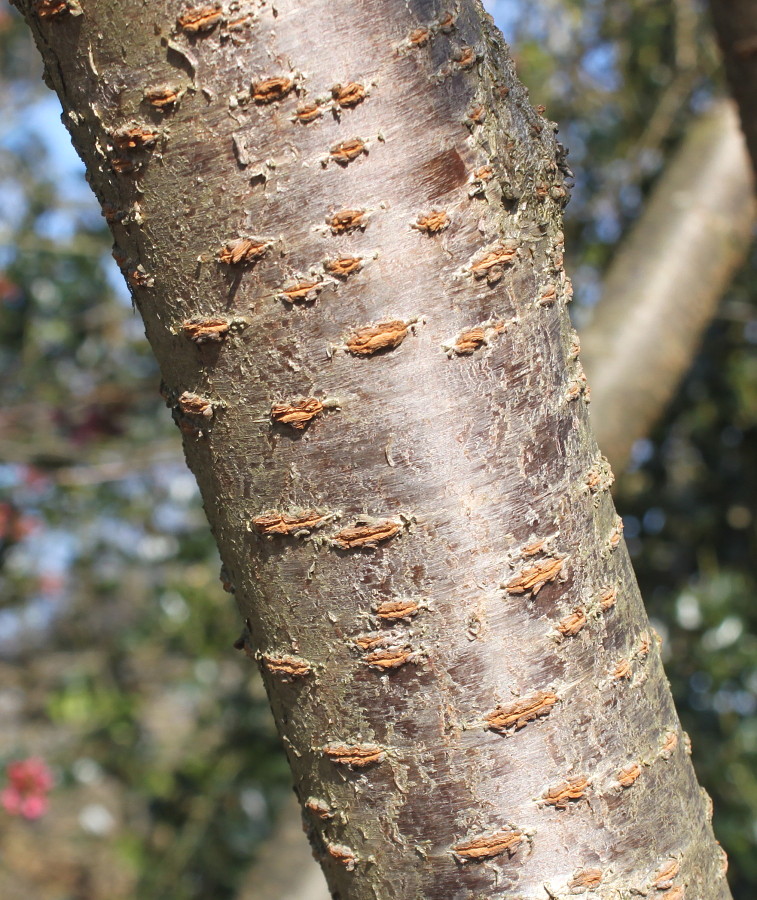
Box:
17, 0, 731, 897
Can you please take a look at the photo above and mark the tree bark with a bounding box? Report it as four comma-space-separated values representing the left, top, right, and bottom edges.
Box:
17, 1, 730, 897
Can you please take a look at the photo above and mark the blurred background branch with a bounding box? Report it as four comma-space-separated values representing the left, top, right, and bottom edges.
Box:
709, 0, 757, 182
582, 99, 755, 470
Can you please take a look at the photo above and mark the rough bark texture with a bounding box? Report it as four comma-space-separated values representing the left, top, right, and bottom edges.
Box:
710, 0, 757, 183
18, 1, 730, 897
582, 99, 754, 471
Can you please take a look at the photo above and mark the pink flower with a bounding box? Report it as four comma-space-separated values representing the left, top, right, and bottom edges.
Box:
2, 757, 53, 820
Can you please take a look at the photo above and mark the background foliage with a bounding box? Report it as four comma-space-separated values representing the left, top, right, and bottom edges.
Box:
1, 0, 756, 897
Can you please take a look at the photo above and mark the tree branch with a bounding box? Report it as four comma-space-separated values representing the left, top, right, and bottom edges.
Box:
709, 0, 757, 183
581, 99, 754, 470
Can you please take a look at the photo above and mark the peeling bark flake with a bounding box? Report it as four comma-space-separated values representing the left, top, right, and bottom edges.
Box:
330, 138, 368, 165
324, 256, 363, 278
127, 266, 154, 289
486, 690, 558, 732
585, 455, 615, 495
278, 280, 322, 303
454, 46, 478, 70
717, 842, 728, 876
110, 156, 135, 174
660, 731, 679, 760
252, 510, 326, 537
557, 608, 587, 637
408, 27, 430, 46
326, 842, 357, 870
218, 237, 271, 266
413, 210, 450, 234
663, 888, 685, 900
177, 5, 223, 34
295, 101, 324, 123
354, 630, 401, 651
617, 763, 642, 788
111, 125, 159, 152
144, 86, 181, 111
327, 209, 367, 233
609, 515, 624, 550
178, 391, 213, 418
568, 868, 603, 893
181, 317, 231, 343
375, 598, 420, 620
447, 320, 504, 355
469, 166, 494, 197
634, 634, 651, 658
323, 742, 385, 768
653, 858, 681, 890
346, 320, 409, 356
542, 775, 589, 808
565, 369, 589, 402
470, 242, 518, 273
305, 797, 334, 819
362, 646, 413, 670
504, 556, 564, 596
261, 653, 312, 679
599, 586, 618, 610
611, 658, 632, 680
453, 326, 485, 353
36, 0, 81, 20
451, 828, 523, 862
331, 519, 401, 549
521, 538, 545, 556
252, 76, 294, 103
270, 398, 324, 430
468, 105, 487, 126
226, 13, 255, 32
332, 82, 366, 108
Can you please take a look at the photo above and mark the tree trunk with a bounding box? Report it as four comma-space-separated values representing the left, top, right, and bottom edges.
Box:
17, 1, 730, 897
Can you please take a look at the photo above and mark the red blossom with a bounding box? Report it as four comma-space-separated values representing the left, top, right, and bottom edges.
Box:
2, 757, 54, 820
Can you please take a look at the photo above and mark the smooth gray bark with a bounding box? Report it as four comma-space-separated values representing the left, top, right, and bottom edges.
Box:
17, 1, 730, 897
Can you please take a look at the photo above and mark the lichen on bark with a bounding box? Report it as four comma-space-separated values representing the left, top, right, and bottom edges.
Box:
16, 0, 731, 897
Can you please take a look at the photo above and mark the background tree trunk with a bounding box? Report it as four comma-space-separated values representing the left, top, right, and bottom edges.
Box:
709, 0, 757, 182
17, 0, 730, 896
581, 99, 754, 471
